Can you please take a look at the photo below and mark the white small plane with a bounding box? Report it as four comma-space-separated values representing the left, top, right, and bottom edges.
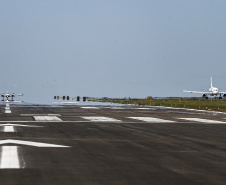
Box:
1, 91, 23, 102
183, 77, 226, 99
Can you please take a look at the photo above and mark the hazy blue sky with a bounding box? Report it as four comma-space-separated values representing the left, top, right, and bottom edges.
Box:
0, 0, 226, 103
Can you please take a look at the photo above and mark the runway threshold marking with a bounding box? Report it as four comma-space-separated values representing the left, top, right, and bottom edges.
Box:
178, 118, 226, 124
128, 117, 175, 123
81, 116, 121, 122
33, 116, 62, 121
0, 146, 19, 169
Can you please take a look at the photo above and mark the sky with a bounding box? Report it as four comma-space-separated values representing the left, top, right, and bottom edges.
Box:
0, 0, 226, 103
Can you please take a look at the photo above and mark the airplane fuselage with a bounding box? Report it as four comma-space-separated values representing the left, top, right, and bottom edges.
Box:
183, 77, 226, 99
1, 92, 23, 102
209, 87, 219, 96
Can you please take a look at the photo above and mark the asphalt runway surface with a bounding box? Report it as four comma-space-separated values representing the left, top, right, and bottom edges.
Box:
1, 102, 226, 185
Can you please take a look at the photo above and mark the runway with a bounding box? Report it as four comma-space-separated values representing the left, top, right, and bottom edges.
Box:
0, 103, 226, 184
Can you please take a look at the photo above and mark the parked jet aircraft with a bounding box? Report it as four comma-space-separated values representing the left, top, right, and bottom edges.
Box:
183, 77, 226, 99
1, 91, 23, 102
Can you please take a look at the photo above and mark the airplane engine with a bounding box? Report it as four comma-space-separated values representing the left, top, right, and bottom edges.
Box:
223, 94, 226, 98
202, 94, 208, 99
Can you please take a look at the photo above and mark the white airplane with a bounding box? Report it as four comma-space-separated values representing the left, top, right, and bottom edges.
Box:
1, 91, 23, 102
183, 77, 226, 99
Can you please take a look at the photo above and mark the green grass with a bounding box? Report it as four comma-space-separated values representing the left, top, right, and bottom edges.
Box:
92, 98, 226, 112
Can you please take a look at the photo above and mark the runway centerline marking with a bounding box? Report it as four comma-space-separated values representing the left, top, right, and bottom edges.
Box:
4, 103, 11, 114
0, 146, 20, 169
81, 116, 121, 122
33, 116, 62, 121
128, 117, 175, 123
178, 118, 226, 124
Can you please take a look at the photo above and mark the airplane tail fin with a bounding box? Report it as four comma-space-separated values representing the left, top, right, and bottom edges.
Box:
210, 77, 213, 88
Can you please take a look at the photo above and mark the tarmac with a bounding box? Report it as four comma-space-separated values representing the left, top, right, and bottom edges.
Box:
0, 102, 226, 185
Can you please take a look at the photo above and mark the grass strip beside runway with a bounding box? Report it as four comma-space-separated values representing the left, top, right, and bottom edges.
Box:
93, 98, 226, 112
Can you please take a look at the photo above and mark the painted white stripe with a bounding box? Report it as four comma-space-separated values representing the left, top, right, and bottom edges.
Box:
136, 108, 155, 110
53, 102, 78, 104
21, 114, 61, 116
81, 107, 99, 109
178, 118, 226, 124
0, 139, 70, 147
5, 103, 11, 114
0, 123, 42, 127
33, 116, 62, 121
111, 107, 125, 109
4, 126, 14, 132
0, 121, 85, 123
81, 116, 121, 122
5, 110, 11, 113
0, 146, 20, 169
128, 117, 175, 123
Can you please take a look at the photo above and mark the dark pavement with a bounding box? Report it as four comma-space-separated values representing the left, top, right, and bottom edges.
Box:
0, 103, 226, 185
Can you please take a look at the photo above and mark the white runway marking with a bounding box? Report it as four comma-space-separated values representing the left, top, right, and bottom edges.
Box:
81, 107, 100, 109
4, 103, 11, 114
5, 110, 11, 113
53, 102, 78, 104
111, 107, 125, 109
4, 126, 14, 132
33, 116, 62, 121
178, 118, 226, 124
0, 121, 89, 123
0, 139, 70, 147
21, 114, 61, 116
128, 117, 175, 123
0, 124, 42, 132
136, 108, 155, 110
0, 123, 42, 127
81, 116, 121, 122
0, 146, 20, 169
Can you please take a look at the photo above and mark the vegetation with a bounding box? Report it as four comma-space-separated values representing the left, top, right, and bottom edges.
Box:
92, 97, 226, 112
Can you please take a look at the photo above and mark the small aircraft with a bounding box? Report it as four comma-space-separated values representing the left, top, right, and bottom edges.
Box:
1, 91, 23, 102
183, 77, 226, 99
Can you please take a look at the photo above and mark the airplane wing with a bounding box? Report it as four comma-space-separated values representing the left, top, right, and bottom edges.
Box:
183, 90, 210, 94
10, 101, 23, 103
12, 94, 23, 97
219, 92, 226, 94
